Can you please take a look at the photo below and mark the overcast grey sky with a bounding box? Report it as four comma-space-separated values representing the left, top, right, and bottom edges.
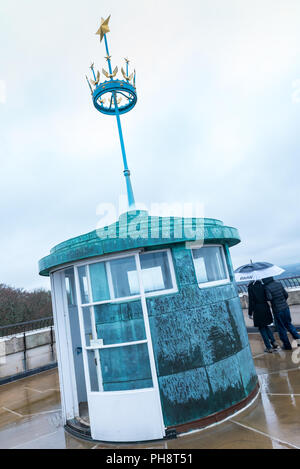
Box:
0, 0, 299, 291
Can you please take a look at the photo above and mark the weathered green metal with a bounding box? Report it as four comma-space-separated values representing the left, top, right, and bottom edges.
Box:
146, 245, 257, 426
39, 211, 241, 276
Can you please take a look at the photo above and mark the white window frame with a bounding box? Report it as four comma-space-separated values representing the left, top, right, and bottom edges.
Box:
62, 249, 177, 394
49, 248, 178, 298
76, 248, 178, 307
191, 244, 231, 289
139, 249, 177, 298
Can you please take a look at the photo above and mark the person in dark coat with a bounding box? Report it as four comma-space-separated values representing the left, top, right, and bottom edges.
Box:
248, 280, 279, 353
263, 277, 300, 350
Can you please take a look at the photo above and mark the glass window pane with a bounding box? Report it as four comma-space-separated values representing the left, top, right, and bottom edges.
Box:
78, 266, 89, 304
193, 256, 208, 283
109, 256, 139, 298
82, 307, 94, 347
193, 246, 228, 284
87, 350, 99, 392
89, 262, 111, 302
99, 343, 153, 391
65, 268, 76, 306
94, 301, 146, 346
140, 251, 173, 293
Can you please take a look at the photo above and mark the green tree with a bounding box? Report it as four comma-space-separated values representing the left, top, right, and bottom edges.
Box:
0, 284, 52, 326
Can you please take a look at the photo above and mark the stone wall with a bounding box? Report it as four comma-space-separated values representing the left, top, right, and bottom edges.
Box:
0, 328, 55, 356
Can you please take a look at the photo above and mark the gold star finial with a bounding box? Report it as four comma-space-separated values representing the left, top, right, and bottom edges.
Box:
124, 57, 130, 64
96, 15, 111, 42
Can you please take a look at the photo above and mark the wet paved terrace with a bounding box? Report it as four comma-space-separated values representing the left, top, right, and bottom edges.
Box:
0, 333, 299, 449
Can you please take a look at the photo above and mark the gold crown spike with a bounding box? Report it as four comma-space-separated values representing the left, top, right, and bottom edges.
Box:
102, 66, 118, 79
90, 70, 101, 86
96, 15, 111, 42
110, 94, 122, 106
85, 75, 93, 94
121, 67, 133, 82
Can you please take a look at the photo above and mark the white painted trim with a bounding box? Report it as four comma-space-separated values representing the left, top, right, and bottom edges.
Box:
199, 279, 231, 289
80, 288, 178, 308
50, 272, 78, 422
145, 287, 178, 297
60, 270, 80, 418
167, 248, 178, 291
78, 248, 178, 307
49, 248, 178, 300
85, 340, 148, 350
51, 248, 178, 438
86, 266, 103, 392
88, 388, 164, 442
135, 253, 166, 438
105, 261, 115, 299
80, 294, 141, 308
49, 249, 143, 275
50, 273, 66, 422
71, 250, 167, 441
74, 267, 93, 394
87, 387, 156, 396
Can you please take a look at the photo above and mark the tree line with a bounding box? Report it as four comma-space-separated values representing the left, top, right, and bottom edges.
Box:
0, 284, 52, 326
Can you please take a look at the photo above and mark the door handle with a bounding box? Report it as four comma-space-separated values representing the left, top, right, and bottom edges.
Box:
76, 347, 82, 355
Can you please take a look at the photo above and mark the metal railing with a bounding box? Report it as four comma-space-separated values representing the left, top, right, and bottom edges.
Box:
0, 316, 54, 338
0, 316, 56, 385
237, 276, 300, 294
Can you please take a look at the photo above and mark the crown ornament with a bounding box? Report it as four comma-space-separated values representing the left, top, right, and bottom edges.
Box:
86, 16, 137, 117
86, 15, 137, 208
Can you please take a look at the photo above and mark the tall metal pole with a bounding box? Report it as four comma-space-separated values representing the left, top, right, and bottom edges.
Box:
103, 35, 135, 208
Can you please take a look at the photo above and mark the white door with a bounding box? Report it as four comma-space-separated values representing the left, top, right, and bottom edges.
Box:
73, 252, 166, 442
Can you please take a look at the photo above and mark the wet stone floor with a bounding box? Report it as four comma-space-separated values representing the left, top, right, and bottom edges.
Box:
0, 333, 300, 449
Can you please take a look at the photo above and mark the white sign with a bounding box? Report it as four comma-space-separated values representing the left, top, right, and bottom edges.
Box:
90, 339, 104, 348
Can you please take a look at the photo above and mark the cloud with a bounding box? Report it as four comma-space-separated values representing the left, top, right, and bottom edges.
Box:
0, 0, 299, 289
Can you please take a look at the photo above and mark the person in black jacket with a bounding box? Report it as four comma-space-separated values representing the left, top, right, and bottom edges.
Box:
248, 280, 279, 353
263, 277, 300, 350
